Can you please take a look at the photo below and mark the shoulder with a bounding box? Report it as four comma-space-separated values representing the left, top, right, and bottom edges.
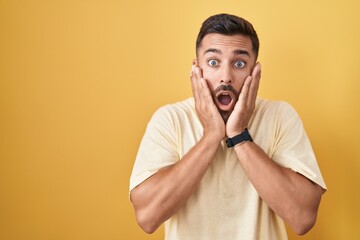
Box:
250, 98, 302, 134
151, 98, 196, 123
255, 98, 296, 112
254, 98, 299, 120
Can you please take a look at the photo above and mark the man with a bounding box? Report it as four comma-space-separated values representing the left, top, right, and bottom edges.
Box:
130, 13, 326, 239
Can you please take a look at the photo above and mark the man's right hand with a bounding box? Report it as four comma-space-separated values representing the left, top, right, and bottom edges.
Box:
131, 67, 225, 233
130, 64, 226, 234
190, 65, 225, 142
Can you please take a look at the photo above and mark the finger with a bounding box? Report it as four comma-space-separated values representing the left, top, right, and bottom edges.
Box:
251, 62, 261, 77
194, 66, 203, 82
239, 76, 252, 103
247, 63, 261, 106
193, 66, 204, 100
200, 78, 221, 119
200, 78, 214, 104
190, 65, 200, 104
231, 76, 251, 116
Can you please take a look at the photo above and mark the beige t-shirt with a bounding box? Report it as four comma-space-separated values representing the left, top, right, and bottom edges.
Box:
130, 97, 326, 240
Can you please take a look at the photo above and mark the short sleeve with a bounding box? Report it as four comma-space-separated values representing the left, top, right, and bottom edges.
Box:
129, 105, 179, 192
272, 102, 327, 190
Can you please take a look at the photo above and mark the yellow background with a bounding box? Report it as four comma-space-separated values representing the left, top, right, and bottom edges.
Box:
1, 0, 359, 239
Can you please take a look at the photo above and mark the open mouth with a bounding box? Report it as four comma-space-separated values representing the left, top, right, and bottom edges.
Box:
215, 91, 236, 111
218, 93, 232, 105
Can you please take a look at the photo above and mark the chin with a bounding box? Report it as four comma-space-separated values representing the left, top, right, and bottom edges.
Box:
220, 110, 232, 123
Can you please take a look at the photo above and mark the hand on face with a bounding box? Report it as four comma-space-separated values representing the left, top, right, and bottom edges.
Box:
226, 62, 261, 137
190, 64, 225, 141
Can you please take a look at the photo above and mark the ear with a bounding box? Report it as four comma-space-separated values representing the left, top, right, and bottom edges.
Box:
192, 59, 198, 66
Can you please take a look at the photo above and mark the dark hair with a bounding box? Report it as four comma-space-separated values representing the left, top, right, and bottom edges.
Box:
196, 13, 259, 58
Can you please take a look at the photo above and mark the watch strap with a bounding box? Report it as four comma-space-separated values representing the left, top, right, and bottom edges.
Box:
226, 128, 253, 148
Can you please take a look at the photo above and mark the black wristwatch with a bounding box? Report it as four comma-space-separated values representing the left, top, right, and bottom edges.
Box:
226, 128, 253, 148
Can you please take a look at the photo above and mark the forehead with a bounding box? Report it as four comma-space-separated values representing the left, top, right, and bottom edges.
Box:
199, 33, 253, 55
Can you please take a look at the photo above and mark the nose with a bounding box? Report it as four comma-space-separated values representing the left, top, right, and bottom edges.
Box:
220, 66, 232, 84
221, 78, 232, 84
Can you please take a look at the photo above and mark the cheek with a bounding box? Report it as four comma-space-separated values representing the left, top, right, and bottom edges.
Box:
234, 71, 249, 82
232, 71, 251, 91
201, 68, 218, 88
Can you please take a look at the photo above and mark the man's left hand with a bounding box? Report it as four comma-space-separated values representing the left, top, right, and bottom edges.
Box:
226, 63, 262, 137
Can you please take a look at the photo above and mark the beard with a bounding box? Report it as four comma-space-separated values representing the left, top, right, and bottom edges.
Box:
212, 84, 239, 123
219, 111, 232, 123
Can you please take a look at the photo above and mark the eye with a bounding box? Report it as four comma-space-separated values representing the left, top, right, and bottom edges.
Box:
234, 61, 246, 68
208, 59, 218, 67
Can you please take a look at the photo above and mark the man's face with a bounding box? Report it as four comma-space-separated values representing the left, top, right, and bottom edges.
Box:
196, 33, 257, 121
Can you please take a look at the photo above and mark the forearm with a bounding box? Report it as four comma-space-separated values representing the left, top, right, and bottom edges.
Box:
130, 133, 221, 233
234, 141, 323, 235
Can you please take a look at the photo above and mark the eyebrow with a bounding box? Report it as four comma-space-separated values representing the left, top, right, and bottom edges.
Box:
204, 48, 222, 55
233, 49, 250, 57
204, 48, 250, 57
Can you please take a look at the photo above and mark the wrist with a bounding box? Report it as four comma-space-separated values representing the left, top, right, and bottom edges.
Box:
202, 130, 224, 145
227, 127, 247, 139
226, 128, 253, 148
